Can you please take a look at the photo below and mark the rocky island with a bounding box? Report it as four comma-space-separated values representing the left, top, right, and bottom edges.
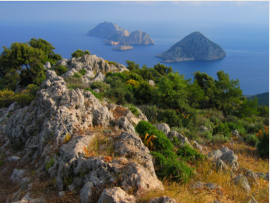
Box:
157, 31, 226, 63
87, 21, 155, 49
113, 43, 134, 51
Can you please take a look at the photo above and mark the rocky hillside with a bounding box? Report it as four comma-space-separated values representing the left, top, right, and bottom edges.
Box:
157, 31, 226, 63
0, 54, 268, 203
87, 21, 155, 46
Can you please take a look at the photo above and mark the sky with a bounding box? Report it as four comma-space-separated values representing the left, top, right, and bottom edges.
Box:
0, 1, 268, 26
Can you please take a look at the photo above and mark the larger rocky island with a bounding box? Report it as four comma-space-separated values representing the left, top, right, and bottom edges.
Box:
157, 31, 226, 63
87, 21, 155, 49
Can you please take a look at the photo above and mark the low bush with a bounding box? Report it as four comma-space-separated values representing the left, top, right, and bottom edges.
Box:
84, 88, 100, 99
213, 122, 231, 138
209, 134, 229, 143
90, 81, 110, 93
257, 127, 269, 159
151, 151, 194, 183
79, 69, 87, 76
157, 109, 182, 128
176, 144, 205, 162
73, 72, 82, 78
53, 65, 68, 76
244, 134, 259, 147
136, 121, 173, 151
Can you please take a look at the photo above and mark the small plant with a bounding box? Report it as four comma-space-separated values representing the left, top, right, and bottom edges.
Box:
84, 88, 101, 99
73, 72, 82, 79
244, 134, 259, 147
79, 69, 87, 76
45, 158, 54, 171
140, 133, 156, 151
176, 144, 205, 162
53, 65, 68, 76
64, 132, 71, 143
63, 175, 73, 189
125, 104, 139, 116
30, 170, 35, 175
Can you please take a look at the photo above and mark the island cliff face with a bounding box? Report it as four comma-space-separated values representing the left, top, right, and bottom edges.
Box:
156, 31, 226, 63
87, 22, 155, 46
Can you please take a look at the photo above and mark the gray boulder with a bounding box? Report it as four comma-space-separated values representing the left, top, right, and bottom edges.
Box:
10, 169, 26, 183
92, 72, 105, 83
80, 182, 94, 203
154, 123, 170, 135
232, 174, 251, 192
98, 187, 136, 203
148, 196, 178, 203
208, 150, 222, 161
93, 106, 113, 127
44, 61, 51, 69
117, 117, 135, 134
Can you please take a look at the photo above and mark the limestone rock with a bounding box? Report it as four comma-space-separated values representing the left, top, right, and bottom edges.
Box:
215, 159, 228, 172
208, 150, 222, 161
148, 196, 178, 203
98, 187, 136, 203
93, 106, 113, 127
154, 123, 170, 135
232, 174, 251, 192
10, 169, 26, 183
117, 117, 135, 134
44, 61, 51, 69
80, 182, 94, 203
167, 131, 191, 146
192, 141, 203, 152
148, 80, 155, 86
92, 72, 105, 83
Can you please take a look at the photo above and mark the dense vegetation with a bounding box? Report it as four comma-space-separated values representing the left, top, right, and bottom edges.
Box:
0, 39, 268, 182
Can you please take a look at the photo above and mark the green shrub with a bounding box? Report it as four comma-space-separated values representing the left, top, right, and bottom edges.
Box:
65, 77, 88, 90
151, 151, 194, 183
26, 84, 40, 95
84, 88, 100, 99
136, 121, 173, 151
79, 69, 87, 76
171, 127, 197, 140
209, 134, 229, 144
71, 49, 90, 58
53, 65, 68, 76
73, 72, 82, 78
0, 89, 15, 108
157, 109, 182, 128
90, 81, 110, 93
125, 104, 139, 116
213, 123, 231, 138
257, 132, 269, 159
15, 94, 35, 107
106, 72, 126, 81
244, 134, 259, 147
46, 158, 54, 171
176, 144, 205, 162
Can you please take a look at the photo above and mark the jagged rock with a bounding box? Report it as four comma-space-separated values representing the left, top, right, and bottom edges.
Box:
93, 88, 100, 94
80, 182, 94, 203
148, 196, 178, 203
237, 168, 258, 186
92, 72, 105, 83
154, 123, 170, 135
45, 70, 57, 80
93, 106, 113, 127
167, 131, 191, 146
220, 150, 239, 170
148, 80, 155, 86
44, 61, 51, 69
117, 117, 135, 133
215, 159, 228, 172
199, 126, 208, 132
6, 156, 21, 162
232, 174, 251, 192
232, 130, 241, 138
192, 141, 203, 152
208, 150, 222, 161
98, 187, 136, 203
220, 147, 230, 154
10, 169, 26, 183
53, 58, 69, 67
61, 68, 78, 78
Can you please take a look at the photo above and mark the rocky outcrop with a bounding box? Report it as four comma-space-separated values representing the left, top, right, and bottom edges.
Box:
122, 30, 155, 45
98, 187, 136, 203
87, 21, 129, 39
113, 43, 134, 51
154, 123, 170, 135
157, 31, 226, 63
87, 22, 155, 46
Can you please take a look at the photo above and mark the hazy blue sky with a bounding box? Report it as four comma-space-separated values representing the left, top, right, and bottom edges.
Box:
0, 1, 268, 26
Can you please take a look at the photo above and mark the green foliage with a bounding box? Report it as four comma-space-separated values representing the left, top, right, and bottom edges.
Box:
244, 134, 259, 147
125, 79, 140, 87
15, 94, 35, 108
153, 63, 173, 76
106, 72, 126, 81
151, 151, 194, 183
125, 72, 144, 83
71, 49, 90, 58
176, 144, 205, 162
84, 88, 101, 99
126, 60, 139, 71
53, 65, 68, 76
257, 132, 269, 159
157, 109, 182, 128
213, 122, 231, 138
209, 134, 229, 143
257, 105, 269, 117
45, 158, 54, 171
73, 72, 82, 78
135, 121, 173, 151
79, 69, 87, 76
236, 97, 259, 118
65, 77, 88, 90
125, 104, 139, 116
26, 84, 40, 95
134, 81, 154, 104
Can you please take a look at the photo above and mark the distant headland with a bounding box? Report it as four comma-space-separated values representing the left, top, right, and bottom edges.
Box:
156, 31, 226, 63
87, 21, 155, 51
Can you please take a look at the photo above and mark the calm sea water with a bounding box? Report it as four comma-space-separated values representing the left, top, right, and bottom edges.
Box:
0, 21, 268, 95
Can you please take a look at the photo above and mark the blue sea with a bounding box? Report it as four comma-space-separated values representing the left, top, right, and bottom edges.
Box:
0, 21, 268, 95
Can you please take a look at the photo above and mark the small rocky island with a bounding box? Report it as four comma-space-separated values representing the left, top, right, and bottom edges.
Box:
87, 21, 155, 50
157, 31, 226, 63
113, 43, 134, 51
